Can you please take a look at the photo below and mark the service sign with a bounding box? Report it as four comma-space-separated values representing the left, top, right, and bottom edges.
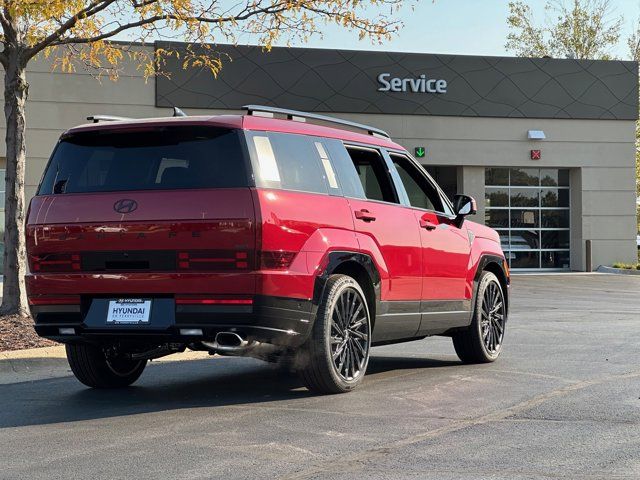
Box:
156, 42, 638, 120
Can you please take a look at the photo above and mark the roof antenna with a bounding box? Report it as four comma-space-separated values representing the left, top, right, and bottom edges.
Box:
172, 106, 187, 117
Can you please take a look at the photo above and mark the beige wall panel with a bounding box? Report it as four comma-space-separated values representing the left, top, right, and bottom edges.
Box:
24, 72, 155, 106
23, 103, 164, 130
581, 167, 637, 191
590, 240, 638, 267
582, 190, 638, 216
24, 186, 38, 204
456, 166, 485, 223
25, 157, 50, 187
20, 103, 237, 131
337, 114, 636, 144
395, 139, 635, 169
581, 215, 637, 241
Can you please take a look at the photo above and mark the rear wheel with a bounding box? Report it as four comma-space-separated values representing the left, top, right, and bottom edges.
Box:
298, 275, 371, 394
452, 271, 506, 363
66, 344, 147, 388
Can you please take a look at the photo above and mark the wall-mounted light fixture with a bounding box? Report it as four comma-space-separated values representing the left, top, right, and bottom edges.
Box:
528, 130, 546, 140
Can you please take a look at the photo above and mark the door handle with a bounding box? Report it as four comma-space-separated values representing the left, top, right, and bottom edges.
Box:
420, 219, 437, 230
354, 209, 376, 222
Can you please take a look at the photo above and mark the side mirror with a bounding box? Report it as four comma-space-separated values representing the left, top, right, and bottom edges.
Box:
453, 194, 477, 226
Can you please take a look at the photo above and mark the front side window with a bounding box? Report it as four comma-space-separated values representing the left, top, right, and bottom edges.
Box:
390, 154, 451, 215
345, 147, 398, 203
39, 126, 247, 194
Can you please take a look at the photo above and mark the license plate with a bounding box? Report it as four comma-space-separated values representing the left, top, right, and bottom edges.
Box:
107, 299, 151, 324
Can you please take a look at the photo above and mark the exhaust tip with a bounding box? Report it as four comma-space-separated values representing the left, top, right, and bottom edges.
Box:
215, 332, 246, 348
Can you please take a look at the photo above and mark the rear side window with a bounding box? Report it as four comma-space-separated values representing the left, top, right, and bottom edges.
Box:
247, 132, 333, 195
39, 126, 247, 195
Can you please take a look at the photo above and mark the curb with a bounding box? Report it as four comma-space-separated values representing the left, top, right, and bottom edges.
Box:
596, 265, 640, 276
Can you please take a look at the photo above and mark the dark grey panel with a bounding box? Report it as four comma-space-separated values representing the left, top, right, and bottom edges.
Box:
156, 42, 638, 120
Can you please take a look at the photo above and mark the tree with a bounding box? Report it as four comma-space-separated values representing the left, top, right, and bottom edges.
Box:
0, 0, 404, 316
629, 24, 640, 237
506, 0, 623, 59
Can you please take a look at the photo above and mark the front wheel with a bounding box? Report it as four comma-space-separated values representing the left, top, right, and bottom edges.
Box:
66, 344, 147, 388
452, 271, 506, 363
298, 274, 372, 394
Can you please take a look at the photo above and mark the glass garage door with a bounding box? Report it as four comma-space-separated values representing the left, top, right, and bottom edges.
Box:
485, 168, 570, 270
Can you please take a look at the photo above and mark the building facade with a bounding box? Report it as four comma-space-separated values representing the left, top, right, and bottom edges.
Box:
5, 43, 639, 271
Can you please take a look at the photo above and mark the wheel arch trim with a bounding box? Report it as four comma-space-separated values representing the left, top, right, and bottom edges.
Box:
312, 251, 381, 326
473, 254, 510, 316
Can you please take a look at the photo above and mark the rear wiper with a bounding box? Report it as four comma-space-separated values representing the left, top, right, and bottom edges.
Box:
53, 179, 68, 194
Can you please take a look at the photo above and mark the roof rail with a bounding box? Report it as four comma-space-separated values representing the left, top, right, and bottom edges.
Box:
242, 105, 390, 139
87, 115, 133, 123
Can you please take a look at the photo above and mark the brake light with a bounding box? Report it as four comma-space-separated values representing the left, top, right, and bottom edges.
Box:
30, 253, 81, 272
177, 251, 251, 271
260, 251, 296, 270
175, 295, 253, 305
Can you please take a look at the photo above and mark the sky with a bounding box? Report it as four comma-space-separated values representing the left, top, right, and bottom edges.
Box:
233, 0, 640, 59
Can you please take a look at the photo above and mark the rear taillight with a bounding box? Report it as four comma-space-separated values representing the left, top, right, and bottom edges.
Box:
30, 253, 80, 272
175, 295, 253, 305
177, 250, 251, 271
259, 250, 296, 270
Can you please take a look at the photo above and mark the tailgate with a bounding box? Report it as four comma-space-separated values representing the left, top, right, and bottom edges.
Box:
26, 189, 256, 292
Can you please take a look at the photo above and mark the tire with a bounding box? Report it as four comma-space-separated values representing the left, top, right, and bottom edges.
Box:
452, 271, 506, 364
298, 274, 372, 394
66, 344, 147, 388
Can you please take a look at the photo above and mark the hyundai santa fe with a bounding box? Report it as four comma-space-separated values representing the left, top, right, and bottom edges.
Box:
26, 105, 509, 394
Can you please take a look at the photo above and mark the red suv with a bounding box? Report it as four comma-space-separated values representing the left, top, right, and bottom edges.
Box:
26, 105, 509, 394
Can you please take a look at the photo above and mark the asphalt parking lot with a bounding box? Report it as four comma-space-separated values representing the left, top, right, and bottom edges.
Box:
1, 274, 639, 480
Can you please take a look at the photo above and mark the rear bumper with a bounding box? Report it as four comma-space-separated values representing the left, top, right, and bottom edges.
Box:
30, 295, 314, 348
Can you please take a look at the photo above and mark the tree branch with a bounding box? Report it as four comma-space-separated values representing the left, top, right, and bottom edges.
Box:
51, 3, 291, 46
25, 0, 117, 60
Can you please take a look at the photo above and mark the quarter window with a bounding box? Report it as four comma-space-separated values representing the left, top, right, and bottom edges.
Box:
249, 132, 336, 195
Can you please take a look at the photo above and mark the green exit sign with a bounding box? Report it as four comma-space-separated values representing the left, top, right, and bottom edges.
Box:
415, 147, 426, 158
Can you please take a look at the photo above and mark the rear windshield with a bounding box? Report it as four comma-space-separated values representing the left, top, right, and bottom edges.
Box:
39, 126, 248, 195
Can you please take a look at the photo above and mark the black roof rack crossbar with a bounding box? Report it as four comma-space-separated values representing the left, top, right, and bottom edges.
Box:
242, 105, 390, 139
87, 115, 133, 123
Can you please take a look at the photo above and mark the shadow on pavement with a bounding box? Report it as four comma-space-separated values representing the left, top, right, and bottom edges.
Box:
0, 354, 459, 428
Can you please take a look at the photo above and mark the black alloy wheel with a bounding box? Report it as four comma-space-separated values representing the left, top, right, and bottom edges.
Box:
480, 279, 505, 355
299, 274, 372, 394
330, 286, 370, 381
452, 271, 507, 363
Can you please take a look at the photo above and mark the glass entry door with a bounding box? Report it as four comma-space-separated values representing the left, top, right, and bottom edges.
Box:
485, 168, 570, 270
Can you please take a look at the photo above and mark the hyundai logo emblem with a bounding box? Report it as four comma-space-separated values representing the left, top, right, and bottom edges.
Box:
113, 199, 138, 214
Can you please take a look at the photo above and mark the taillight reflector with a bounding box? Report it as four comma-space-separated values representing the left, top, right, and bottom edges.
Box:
29, 295, 81, 305
175, 296, 253, 305
177, 251, 251, 271
31, 253, 81, 272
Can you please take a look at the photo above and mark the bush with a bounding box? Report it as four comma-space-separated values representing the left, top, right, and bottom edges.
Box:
612, 262, 640, 270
